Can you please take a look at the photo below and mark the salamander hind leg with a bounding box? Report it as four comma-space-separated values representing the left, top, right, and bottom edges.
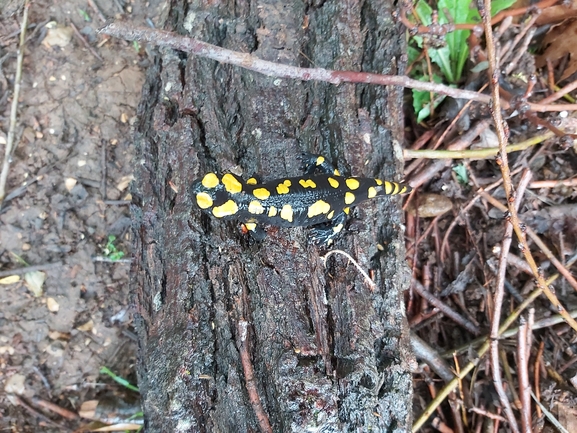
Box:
308, 211, 347, 246
299, 153, 340, 176
242, 222, 267, 241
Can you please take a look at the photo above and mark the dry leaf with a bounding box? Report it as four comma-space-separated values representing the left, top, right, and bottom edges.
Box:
0, 275, 20, 285
77, 319, 94, 332
0, 346, 15, 355
536, 0, 577, 25
117, 175, 134, 191
536, 21, 577, 81
24, 271, 46, 297
4, 373, 26, 395
42, 26, 74, 48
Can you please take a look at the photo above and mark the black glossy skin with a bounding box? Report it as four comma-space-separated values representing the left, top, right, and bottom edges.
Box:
191, 154, 411, 244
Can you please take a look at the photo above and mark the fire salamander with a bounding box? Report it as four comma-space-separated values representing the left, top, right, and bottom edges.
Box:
192, 153, 411, 244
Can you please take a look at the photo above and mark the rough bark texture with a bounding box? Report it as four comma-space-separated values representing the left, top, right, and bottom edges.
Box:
132, 0, 413, 431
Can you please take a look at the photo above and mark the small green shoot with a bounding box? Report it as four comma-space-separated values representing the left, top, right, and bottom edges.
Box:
409, 0, 516, 121
133, 40, 140, 52
103, 235, 125, 261
100, 366, 139, 392
78, 9, 91, 22
452, 163, 469, 185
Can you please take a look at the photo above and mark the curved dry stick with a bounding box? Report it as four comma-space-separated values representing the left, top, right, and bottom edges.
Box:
100, 22, 492, 103
237, 320, 273, 433
321, 249, 377, 292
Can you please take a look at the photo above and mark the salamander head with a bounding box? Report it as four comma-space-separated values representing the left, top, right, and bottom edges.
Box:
192, 172, 245, 219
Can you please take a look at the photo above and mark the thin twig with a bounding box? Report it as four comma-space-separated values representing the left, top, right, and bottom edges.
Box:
539, 79, 577, 104
411, 279, 481, 336
321, 249, 377, 291
0, 1, 29, 203
100, 22, 494, 104
87, 0, 108, 23
237, 320, 273, 433
531, 392, 569, 433
403, 130, 555, 160
70, 21, 103, 61
517, 319, 532, 433
528, 177, 577, 189
480, 191, 577, 295
469, 407, 507, 422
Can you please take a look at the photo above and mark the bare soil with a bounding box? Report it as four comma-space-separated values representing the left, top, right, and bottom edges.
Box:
0, 0, 160, 430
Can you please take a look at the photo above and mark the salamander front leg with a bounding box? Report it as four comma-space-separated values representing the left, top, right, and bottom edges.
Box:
299, 153, 341, 176
308, 211, 347, 245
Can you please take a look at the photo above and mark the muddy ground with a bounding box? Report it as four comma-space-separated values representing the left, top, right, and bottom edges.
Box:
0, 0, 161, 430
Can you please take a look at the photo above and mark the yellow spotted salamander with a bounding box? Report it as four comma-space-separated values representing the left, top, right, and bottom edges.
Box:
192, 153, 411, 244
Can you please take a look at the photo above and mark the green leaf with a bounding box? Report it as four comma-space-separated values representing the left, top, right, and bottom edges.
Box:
100, 366, 139, 393
491, 0, 517, 16
452, 163, 469, 185
78, 9, 91, 22
438, 0, 472, 82
412, 75, 446, 122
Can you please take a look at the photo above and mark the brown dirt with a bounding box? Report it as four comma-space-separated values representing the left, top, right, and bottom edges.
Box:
0, 0, 160, 430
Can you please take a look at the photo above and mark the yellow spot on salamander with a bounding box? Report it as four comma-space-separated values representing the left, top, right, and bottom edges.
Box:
375, 179, 383, 185
268, 206, 278, 217
327, 210, 335, 219
222, 173, 243, 194
343, 207, 350, 215
384, 181, 394, 195
368, 186, 377, 199
332, 223, 343, 233
328, 177, 339, 188
345, 192, 355, 204
276, 180, 291, 194
248, 200, 265, 214
307, 200, 331, 218
280, 204, 293, 222
346, 178, 360, 190
244, 222, 257, 231
299, 179, 316, 188
196, 192, 213, 209
334, 169, 340, 176
212, 200, 238, 218
392, 182, 400, 195
201, 173, 219, 188
253, 188, 271, 200
246, 177, 258, 185
399, 185, 409, 194
316, 156, 325, 166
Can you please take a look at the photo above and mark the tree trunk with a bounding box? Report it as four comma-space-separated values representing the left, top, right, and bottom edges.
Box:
131, 0, 413, 431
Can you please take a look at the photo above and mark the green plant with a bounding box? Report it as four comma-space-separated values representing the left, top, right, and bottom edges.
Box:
103, 235, 125, 261
409, 0, 516, 121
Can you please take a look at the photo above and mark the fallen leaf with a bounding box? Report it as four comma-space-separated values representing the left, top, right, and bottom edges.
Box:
24, 271, 46, 297
536, 20, 577, 81
117, 175, 134, 191
4, 373, 26, 395
42, 25, 74, 48
77, 319, 94, 332
0, 275, 20, 285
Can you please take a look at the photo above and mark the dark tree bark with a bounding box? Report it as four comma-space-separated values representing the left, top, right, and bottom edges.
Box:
132, 0, 413, 431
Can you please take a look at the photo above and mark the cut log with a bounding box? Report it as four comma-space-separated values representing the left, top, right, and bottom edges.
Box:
131, 1, 413, 431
